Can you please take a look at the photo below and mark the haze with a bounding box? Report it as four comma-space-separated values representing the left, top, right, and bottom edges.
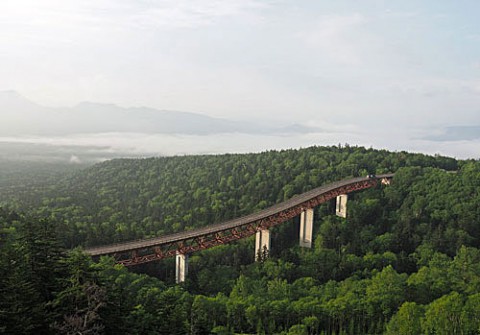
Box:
1, 0, 480, 161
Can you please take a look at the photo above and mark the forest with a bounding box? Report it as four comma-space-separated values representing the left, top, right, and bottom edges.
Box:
1, 145, 480, 334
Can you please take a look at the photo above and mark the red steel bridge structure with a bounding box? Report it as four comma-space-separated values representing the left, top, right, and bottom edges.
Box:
85, 174, 394, 282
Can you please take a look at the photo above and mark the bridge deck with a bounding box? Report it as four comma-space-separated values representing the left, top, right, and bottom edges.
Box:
85, 174, 393, 257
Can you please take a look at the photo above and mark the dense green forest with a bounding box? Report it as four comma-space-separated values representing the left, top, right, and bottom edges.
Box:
1, 145, 480, 334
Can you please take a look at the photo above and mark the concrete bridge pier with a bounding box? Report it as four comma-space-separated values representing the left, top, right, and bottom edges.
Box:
175, 251, 188, 284
336, 194, 348, 218
299, 208, 314, 248
255, 229, 271, 261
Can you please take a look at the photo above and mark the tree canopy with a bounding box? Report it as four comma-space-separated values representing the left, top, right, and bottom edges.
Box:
2, 145, 479, 334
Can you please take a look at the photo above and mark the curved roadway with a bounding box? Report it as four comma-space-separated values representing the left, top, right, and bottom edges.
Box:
85, 174, 394, 256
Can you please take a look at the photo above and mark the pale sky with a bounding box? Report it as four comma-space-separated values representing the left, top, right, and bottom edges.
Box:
1, 0, 480, 158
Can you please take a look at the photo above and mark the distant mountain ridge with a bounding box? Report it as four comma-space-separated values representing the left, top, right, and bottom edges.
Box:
425, 126, 480, 142
0, 91, 322, 136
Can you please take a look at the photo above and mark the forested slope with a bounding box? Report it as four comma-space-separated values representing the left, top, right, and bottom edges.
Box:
2, 145, 480, 334
0, 145, 457, 248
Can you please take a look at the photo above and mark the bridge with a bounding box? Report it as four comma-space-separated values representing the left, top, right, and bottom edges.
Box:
85, 174, 394, 283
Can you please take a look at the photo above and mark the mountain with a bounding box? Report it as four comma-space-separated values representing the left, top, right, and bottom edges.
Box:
425, 126, 480, 141
0, 90, 50, 135
0, 90, 44, 112
66, 102, 260, 135
0, 91, 323, 136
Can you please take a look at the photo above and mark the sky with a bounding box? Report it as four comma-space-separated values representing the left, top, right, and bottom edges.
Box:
1, 0, 480, 159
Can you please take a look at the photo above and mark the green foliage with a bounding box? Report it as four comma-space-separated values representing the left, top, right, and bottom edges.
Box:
422, 291, 465, 335
386, 302, 424, 335
2, 145, 480, 335
0, 224, 41, 334
0, 146, 458, 248
50, 250, 107, 334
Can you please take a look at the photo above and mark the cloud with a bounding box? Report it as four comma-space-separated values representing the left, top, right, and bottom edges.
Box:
297, 13, 367, 66
382, 10, 420, 19
1, 0, 479, 151
129, 0, 271, 29
69, 154, 82, 164
2, 126, 479, 160
465, 34, 480, 42
0, 0, 270, 36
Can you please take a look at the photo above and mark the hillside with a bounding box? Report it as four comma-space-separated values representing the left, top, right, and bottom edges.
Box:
0, 145, 457, 248
2, 145, 480, 334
